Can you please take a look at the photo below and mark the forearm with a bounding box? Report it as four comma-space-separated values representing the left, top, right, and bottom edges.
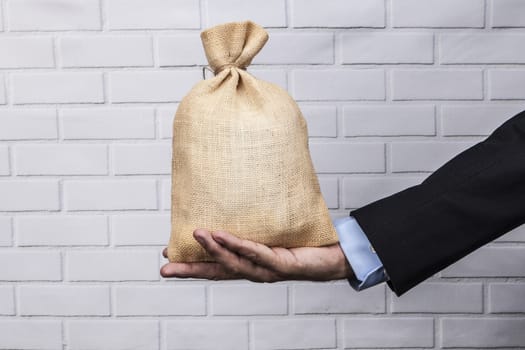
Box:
351, 109, 525, 296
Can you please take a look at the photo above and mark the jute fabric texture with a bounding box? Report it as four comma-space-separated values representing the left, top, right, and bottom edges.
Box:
168, 20, 338, 262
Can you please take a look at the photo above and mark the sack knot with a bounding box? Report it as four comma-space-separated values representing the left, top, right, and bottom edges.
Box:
213, 63, 247, 75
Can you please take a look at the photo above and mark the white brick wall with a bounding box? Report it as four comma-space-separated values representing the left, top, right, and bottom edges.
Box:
115, 285, 206, 316
0, 37, 54, 68
12, 72, 104, 104
391, 0, 485, 28
210, 284, 288, 315
165, 320, 249, 350
492, 0, 525, 27
0, 217, 12, 246
15, 144, 108, 175
0, 320, 62, 350
207, 0, 287, 28
19, 285, 110, 316
106, 0, 200, 30
0, 109, 57, 140
59, 35, 154, 68
0, 1, 524, 349
7, 0, 101, 31
67, 320, 160, 350
16, 215, 108, 246
341, 33, 434, 64
344, 317, 435, 348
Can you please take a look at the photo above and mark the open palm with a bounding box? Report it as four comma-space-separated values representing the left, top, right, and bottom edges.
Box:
161, 229, 354, 282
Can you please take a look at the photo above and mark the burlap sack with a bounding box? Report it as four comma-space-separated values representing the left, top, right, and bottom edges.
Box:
168, 20, 338, 263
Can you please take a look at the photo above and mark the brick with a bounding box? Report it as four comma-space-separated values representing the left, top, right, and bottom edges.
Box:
392, 0, 484, 28
160, 179, 171, 210
299, 104, 337, 137
0, 145, 8, 175
392, 70, 483, 100
211, 284, 287, 315
253, 319, 336, 350
66, 250, 159, 281
489, 70, 525, 100
8, 0, 100, 31
391, 142, 475, 172
0, 180, 59, 211
0, 37, 54, 68
16, 215, 108, 246
157, 107, 177, 139
113, 143, 171, 175
166, 320, 248, 350
344, 105, 435, 136
441, 34, 525, 64
392, 282, 483, 313
15, 144, 108, 175
292, 0, 385, 28
19, 285, 109, 316
0, 251, 61, 280
106, 0, 199, 30
442, 317, 525, 347
342, 33, 434, 64
207, 0, 286, 27
113, 215, 169, 246
12, 72, 104, 104
115, 285, 205, 315
67, 320, 159, 350
343, 176, 424, 208
60, 36, 153, 67
0, 217, 11, 246
441, 105, 524, 136
489, 283, 525, 313
492, 0, 525, 27
64, 180, 157, 211
319, 177, 338, 209
110, 70, 200, 103
0, 74, 6, 104
254, 33, 334, 64
62, 108, 155, 140
0, 109, 57, 140
158, 34, 207, 67
344, 317, 434, 348
497, 224, 525, 242
249, 68, 288, 89
0, 320, 62, 350
310, 142, 385, 173
294, 282, 385, 314
443, 246, 525, 277
0, 286, 14, 315
292, 69, 385, 101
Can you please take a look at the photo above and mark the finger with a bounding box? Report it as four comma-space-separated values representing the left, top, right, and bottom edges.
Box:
162, 247, 167, 258
193, 229, 245, 271
211, 230, 282, 271
193, 229, 280, 282
160, 262, 235, 280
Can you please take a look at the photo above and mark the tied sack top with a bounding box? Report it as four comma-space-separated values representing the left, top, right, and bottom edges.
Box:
168, 20, 338, 263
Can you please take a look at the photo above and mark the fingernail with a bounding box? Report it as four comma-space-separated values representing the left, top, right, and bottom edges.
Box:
194, 234, 205, 245
213, 234, 224, 244
193, 228, 205, 241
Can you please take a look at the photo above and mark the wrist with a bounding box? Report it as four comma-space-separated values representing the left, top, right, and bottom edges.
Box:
339, 243, 355, 280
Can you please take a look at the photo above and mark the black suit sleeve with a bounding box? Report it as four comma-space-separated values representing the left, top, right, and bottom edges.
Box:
350, 109, 525, 296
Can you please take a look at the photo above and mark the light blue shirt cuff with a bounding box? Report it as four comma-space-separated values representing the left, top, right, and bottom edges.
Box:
333, 216, 389, 291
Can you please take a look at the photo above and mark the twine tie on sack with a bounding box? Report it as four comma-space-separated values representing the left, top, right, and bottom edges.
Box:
202, 64, 247, 79
214, 63, 247, 75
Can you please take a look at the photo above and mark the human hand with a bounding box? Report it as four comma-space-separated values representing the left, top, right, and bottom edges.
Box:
160, 229, 354, 282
